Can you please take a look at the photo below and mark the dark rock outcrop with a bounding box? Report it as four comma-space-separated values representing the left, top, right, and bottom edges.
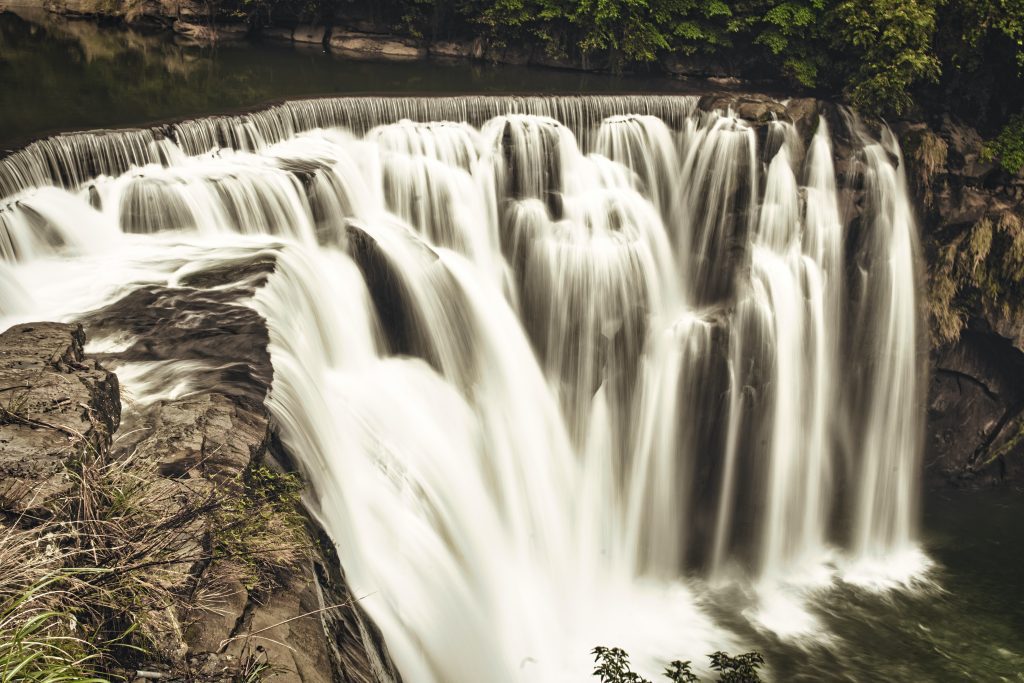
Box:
0, 287, 397, 681
900, 116, 1024, 486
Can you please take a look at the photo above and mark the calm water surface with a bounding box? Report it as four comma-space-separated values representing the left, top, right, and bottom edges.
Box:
0, 6, 696, 151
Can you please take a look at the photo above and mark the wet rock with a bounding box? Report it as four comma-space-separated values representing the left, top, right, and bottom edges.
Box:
783, 98, 823, 144
927, 331, 1024, 485
905, 112, 1024, 484
530, 48, 589, 71
698, 93, 788, 125
484, 43, 532, 66
81, 282, 273, 405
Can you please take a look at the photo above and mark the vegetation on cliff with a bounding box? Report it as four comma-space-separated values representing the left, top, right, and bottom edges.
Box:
929, 211, 1024, 344
0, 449, 312, 681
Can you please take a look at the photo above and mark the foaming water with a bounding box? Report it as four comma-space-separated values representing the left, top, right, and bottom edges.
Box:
114, 359, 213, 406
0, 95, 931, 681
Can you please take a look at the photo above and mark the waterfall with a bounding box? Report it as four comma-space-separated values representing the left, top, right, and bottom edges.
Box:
0, 95, 928, 679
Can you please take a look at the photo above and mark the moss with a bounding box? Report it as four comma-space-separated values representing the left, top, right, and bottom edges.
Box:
982, 417, 1024, 468
928, 212, 1024, 346
212, 465, 310, 595
903, 128, 948, 207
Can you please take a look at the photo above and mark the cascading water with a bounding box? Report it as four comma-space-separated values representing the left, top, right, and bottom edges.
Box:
0, 95, 928, 680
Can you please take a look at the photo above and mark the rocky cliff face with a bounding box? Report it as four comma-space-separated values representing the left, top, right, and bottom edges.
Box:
900, 118, 1024, 486
0, 307, 397, 680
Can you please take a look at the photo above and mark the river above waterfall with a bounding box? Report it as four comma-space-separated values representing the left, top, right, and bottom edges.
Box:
0, 6, 702, 151
1, 14, 1022, 682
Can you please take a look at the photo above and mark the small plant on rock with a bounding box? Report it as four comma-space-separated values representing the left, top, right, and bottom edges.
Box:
592, 646, 763, 683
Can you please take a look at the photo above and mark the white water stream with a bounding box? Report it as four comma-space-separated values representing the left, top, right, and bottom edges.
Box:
0, 95, 928, 680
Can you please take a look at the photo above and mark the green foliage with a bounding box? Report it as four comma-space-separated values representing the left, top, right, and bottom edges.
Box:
591, 646, 764, 683
708, 651, 765, 682
222, 0, 1024, 125
593, 646, 650, 682
748, 0, 826, 86
983, 113, 1024, 174
833, 0, 940, 114
568, 0, 725, 64
0, 578, 106, 683
944, 0, 1024, 71
213, 465, 309, 594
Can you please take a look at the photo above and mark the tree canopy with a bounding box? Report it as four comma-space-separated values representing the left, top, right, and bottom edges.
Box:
250, 0, 1024, 163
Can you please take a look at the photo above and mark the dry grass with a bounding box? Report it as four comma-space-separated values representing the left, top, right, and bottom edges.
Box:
904, 127, 949, 208
0, 436, 313, 681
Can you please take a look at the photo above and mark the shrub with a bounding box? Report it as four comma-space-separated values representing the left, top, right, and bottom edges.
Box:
592, 645, 764, 682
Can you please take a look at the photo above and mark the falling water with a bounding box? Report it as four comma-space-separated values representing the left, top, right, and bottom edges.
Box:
0, 95, 927, 679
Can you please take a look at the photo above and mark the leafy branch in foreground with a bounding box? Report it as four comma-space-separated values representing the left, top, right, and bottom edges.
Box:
592, 646, 764, 683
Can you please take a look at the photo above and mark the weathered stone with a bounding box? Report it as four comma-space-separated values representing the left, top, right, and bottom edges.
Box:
173, 19, 247, 45
223, 562, 336, 683
329, 32, 426, 61
185, 576, 249, 654
0, 322, 119, 516
429, 40, 473, 59
927, 333, 1018, 481
698, 93, 787, 124
529, 48, 590, 71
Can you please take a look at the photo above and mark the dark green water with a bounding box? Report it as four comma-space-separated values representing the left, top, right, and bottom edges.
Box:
0, 7, 696, 151
2, 9, 1023, 680
756, 489, 1024, 681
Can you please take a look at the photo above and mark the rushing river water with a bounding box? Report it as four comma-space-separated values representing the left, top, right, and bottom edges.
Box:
1, 11, 1022, 683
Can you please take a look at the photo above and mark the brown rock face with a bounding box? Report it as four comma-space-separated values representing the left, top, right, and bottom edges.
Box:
901, 115, 1024, 485
0, 277, 397, 681
80, 257, 398, 681
0, 322, 119, 516
927, 331, 1024, 484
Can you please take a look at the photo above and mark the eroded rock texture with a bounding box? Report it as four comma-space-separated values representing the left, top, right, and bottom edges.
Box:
0, 322, 119, 516
902, 117, 1024, 486
0, 299, 397, 682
